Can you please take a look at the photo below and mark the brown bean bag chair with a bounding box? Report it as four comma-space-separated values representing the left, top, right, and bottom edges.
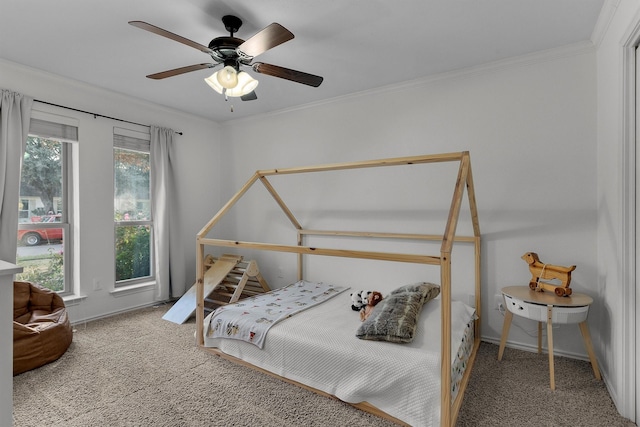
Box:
13, 281, 73, 375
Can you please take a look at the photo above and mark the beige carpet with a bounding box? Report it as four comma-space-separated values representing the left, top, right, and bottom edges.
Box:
13, 304, 635, 427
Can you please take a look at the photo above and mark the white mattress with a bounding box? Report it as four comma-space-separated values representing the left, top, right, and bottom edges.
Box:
203, 290, 476, 427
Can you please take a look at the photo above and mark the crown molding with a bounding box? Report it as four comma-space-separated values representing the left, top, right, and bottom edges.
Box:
0, 58, 219, 128
591, 0, 621, 48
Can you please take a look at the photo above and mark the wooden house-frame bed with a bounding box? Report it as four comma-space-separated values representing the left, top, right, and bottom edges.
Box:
195, 151, 481, 427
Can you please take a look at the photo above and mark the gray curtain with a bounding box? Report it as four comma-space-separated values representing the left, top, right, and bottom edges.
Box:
0, 90, 33, 262
150, 126, 185, 300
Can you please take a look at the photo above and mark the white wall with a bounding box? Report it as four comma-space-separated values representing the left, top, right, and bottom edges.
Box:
0, 34, 604, 376
216, 45, 598, 358
0, 59, 221, 323
595, 0, 640, 421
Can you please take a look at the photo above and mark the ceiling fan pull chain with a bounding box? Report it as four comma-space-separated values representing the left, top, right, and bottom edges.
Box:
220, 88, 234, 111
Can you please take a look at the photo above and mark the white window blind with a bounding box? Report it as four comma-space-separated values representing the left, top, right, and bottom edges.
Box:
29, 118, 78, 142
113, 127, 150, 151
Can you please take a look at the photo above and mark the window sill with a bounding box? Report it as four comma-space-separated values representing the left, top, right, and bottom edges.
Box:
63, 294, 87, 306
110, 281, 156, 297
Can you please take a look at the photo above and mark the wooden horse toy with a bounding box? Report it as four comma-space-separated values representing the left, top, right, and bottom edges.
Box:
521, 252, 576, 297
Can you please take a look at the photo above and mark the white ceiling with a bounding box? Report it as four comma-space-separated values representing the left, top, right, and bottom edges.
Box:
1, 0, 605, 123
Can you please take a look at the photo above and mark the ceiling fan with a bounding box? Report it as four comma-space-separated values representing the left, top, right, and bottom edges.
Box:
129, 15, 323, 101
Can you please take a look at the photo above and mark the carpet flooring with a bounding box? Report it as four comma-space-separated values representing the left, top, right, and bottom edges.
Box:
12, 304, 635, 427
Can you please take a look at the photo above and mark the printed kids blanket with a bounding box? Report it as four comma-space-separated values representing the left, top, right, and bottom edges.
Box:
206, 280, 348, 348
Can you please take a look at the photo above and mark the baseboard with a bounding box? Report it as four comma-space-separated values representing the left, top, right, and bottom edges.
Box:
70, 300, 171, 327
481, 336, 591, 362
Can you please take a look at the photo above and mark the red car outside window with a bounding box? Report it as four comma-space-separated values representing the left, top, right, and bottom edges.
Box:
17, 215, 63, 246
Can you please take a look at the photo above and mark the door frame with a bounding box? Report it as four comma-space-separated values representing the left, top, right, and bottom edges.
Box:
621, 16, 640, 424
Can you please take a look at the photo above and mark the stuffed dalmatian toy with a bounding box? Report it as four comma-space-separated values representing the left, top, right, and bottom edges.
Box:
350, 290, 372, 311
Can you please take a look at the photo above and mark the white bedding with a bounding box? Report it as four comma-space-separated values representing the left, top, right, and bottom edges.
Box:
203, 288, 476, 427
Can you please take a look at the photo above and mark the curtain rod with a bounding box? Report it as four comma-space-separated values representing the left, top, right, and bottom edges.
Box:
34, 100, 183, 135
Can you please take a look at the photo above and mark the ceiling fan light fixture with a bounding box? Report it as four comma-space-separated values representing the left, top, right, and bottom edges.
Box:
226, 71, 259, 97
216, 65, 238, 89
205, 70, 258, 97
204, 72, 225, 94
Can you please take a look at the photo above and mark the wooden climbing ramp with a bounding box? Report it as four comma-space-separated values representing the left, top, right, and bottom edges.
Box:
162, 254, 270, 324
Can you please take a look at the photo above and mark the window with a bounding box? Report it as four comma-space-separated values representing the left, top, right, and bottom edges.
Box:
114, 129, 154, 286
16, 117, 77, 294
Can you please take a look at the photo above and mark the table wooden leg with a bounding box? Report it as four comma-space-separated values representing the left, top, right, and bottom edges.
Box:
547, 305, 555, 390
578, 321, 602, 380
498, 310, 513, 361
537, 321, 542, 354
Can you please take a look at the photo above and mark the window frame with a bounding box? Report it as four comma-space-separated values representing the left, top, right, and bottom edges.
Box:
113, 128, 155, 287
16, 114, 76, 296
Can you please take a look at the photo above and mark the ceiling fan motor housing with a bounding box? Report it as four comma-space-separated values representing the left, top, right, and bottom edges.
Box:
208, 37, 251, 65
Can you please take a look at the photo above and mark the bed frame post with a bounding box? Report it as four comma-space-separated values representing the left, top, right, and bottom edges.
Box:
440, 252, 452, 427
297, 231, 303, 281
196, 241, 205, 347
474, 236, 482, 339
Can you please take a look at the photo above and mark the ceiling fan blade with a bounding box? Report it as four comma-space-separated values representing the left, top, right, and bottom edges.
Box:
238, 23, 294, 58
129, 21, 214, 55
252, 62, 323, 87
146, 63, 217, 80
241, 91, 258, 101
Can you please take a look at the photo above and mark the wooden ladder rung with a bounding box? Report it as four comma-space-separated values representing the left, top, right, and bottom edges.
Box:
243, 282, 263, 288
219, 279, 261, 288
212, 291, 234, 298
207, 299, 230, 306
238, 290, 263, 297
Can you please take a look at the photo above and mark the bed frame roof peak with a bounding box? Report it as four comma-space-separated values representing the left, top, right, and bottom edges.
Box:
197, 151, 480, 250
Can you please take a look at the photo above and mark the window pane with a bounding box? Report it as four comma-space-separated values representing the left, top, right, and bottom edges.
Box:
19, 138, 62, 217
114, 145, 152, 284
16, 229, 65, 292
16, 137, 66, 292
115, 225, 151, 281
114, 148, 150, 221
